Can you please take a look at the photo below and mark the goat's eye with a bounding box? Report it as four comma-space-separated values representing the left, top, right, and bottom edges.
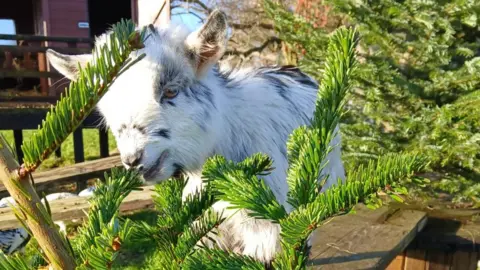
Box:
163, 88, 179, 98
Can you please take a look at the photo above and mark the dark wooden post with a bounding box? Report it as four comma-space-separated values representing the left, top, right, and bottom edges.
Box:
37, 51, 49, 96
13, 130, 23, 163
99, 128, 109, 158
55, 146, 61, 158
73, 128, 84, 163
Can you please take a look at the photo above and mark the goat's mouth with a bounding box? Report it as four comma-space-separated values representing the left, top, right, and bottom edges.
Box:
141, 150, 184, 181
142, 150, 169, 180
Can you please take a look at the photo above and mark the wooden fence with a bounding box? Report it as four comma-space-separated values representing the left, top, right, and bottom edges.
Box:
0, 34, 110, 168
0, 103, 110, 166
0, 34, 93, 96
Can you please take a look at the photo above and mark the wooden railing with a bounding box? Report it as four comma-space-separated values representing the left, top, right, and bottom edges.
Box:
0, 34, 93, 96
0, 104, 110, 166
0, 34, 103, 169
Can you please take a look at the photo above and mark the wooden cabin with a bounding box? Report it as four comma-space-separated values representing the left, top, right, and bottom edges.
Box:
0, 0, 169, 97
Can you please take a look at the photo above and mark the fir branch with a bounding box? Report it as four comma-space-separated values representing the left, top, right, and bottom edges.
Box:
20, 19, 147, 173
0, 251, 31, 270
204, 154, 287, 222
273, 152, 428, 269
144, 175, 216, 250
74, 167, 143, 266
182, 248, 265, 270
286, 26, 359, 209
174, 209, 224, 261
137, 175, 220, 266
76, 217, 135, 270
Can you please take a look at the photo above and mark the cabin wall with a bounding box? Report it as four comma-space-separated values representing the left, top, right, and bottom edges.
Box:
46, 0, 90, 47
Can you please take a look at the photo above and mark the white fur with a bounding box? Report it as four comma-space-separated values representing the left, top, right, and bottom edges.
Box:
46, 11, 346, 263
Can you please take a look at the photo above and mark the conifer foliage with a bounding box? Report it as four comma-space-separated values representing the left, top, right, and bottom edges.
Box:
265, 0, 480, 203
0, 7, 428, 270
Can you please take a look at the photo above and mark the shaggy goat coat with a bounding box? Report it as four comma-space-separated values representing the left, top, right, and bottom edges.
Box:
46, 10, 346, 263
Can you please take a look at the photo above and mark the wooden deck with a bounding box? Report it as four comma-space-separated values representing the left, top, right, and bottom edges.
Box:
0, 155, 122, 198
0, 184, 155, 230
307, 204, 428, 269
386, 216, 480, 270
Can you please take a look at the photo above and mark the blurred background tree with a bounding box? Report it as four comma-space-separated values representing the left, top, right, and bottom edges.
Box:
263, 0, 480, 206
175, 0, 480, 206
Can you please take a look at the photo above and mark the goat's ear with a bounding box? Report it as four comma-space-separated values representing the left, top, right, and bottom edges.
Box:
46, 49, 92, 81
184, 9, 228, 77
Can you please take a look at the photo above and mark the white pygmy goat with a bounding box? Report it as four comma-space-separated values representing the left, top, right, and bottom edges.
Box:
46, 10, 346, 263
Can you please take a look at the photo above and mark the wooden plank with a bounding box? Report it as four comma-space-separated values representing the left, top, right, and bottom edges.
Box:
0, 184, 156, 230
0, 107, 104, 130
0, 96, 58, 103
0, 69, 63, 79
404, 249, 426, 270
426, 250, 449, 270
385, 252, 405, 270
0, 34, 92, 43
0, 45, 91, 54
0, 155, 122, 197
451, 251, 471, 270
468, 252, 478, 270
306, 204, 428, 269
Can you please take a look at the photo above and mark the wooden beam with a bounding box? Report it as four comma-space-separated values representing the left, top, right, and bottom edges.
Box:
0, 107, 104, 130
0, 69, 63, 79
0, 184, 156, 230
0, 45, 91, 54
0, 34, 93, 43
0, 155, 122, 198
306, 204, 428, 269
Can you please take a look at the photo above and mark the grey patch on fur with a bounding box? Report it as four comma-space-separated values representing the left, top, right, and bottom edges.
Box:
153, 55, 192, 105
153, 129, 170, 139
225, 127, 254, 163
271, 120, 288, 160
189, 81, 216, 109
214, 66, 241, 89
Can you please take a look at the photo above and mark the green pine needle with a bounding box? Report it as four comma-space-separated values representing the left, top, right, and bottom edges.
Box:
73, 167, 142, 265
203, 154, 287, 222
286, 26, 359, 209
0, 251, 31, 270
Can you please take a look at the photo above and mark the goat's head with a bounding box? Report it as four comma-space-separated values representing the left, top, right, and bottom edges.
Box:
46, 10, 229, 183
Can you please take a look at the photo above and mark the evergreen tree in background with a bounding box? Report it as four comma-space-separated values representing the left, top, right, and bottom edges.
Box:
265, 0, 480, 205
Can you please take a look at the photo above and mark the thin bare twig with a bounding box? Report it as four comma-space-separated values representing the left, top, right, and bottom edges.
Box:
224, 37, 282, 57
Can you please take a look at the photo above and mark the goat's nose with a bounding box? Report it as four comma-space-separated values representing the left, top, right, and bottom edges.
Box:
121, 153, 144, 170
